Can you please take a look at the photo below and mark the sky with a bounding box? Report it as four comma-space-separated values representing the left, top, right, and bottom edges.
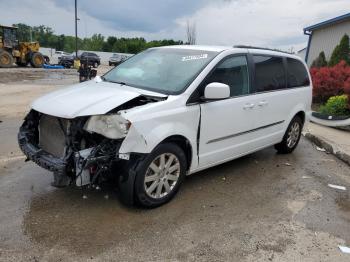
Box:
0, 0, 349, 51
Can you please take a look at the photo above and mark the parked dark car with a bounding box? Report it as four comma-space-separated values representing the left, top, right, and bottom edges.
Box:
80, 52, 100, 68
58, 52, 101, 68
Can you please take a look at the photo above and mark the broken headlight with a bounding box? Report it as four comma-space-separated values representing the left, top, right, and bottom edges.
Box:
84, 114, 131, 139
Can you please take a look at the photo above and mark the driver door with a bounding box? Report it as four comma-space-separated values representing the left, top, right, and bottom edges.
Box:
198, 55, 257, 168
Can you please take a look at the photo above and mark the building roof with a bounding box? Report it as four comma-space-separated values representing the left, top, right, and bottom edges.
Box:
0, 25, 18, 29
304, 13, 350, 33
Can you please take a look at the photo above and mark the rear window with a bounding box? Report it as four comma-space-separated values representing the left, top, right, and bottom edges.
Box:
286, 58, 310, 88
254, 56, 286, 92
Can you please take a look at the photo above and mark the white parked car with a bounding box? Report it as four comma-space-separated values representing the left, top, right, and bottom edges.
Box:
18, 45, 312, 207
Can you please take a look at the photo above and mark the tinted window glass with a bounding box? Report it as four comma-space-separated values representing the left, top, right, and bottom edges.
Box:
254, 56, 285, 92
287, 58, 310, 88
204, 56, 249, 97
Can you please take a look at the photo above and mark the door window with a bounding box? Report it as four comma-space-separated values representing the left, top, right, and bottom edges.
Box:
286, 58, 310, 88
253, 56, 286, 92
204, 56, 250, 97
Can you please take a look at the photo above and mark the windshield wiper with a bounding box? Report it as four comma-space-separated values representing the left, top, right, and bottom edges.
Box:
108, 80, 127, 85
102, 77, 127, 85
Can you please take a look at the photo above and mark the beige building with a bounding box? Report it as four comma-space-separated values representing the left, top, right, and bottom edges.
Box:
304, 13, 350, 66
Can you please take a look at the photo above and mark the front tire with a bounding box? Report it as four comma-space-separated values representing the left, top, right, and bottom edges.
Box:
30, 52, 44, 68
133, 143, 187, 208
275, 116, 303, 154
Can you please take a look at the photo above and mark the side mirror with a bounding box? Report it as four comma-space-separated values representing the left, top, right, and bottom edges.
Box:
204, 82, 230, 100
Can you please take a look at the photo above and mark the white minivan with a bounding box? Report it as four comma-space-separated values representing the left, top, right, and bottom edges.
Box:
18, 45, 312, 207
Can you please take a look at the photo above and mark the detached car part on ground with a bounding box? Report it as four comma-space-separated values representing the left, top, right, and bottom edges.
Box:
18, 45, 312, 207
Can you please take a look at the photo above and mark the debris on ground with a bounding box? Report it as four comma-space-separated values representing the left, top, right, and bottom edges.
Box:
222, 177, 226, 181
284, 162, 292, 166
104, 194, 109, 200
338, 245, 350, 254
316, 146, 326, 152
82, 195, 88, 199
328, 184, 346, 191
302, 176, 311, 179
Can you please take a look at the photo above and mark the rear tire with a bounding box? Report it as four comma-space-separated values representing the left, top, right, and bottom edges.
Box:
0, 51, 14, 68
30, 52, 44, 68
133, 143, 187, 208
275, 116, 303, 154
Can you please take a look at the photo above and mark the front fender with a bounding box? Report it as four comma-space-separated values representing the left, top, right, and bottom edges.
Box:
119, 106, 200, 169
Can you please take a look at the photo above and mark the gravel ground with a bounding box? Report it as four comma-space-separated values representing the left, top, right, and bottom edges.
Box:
0, 67, 350, 261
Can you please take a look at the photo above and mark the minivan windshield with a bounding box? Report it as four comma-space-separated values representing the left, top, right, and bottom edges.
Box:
103, 48, 218, 94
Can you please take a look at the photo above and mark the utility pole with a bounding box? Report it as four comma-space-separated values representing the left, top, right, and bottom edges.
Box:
29, 27, 32, 42
75, 0, 78, 57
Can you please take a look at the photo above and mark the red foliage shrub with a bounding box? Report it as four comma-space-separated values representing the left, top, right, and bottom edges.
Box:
310, 60, 350, 105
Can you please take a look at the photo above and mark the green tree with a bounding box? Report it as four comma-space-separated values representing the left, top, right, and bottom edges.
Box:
13, 23, 32, 42
82, 34, 105, 51
56, 34, 66, 51
9, 23, 183, 54
329, 34, 350, 66
311, 51, 327, 68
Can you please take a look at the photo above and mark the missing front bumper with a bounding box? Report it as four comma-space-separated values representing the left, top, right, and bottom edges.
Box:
18, 128, 67, 174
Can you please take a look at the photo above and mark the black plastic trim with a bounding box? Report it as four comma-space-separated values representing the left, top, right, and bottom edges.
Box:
18, 126, 67, 174
207, 120, 285, 144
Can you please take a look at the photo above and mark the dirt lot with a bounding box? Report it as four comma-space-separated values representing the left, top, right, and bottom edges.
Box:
0, 67, 350, 261
0, 66, 110, 119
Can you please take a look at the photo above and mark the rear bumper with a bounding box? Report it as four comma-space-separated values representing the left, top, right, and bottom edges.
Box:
18, 126, 67, 174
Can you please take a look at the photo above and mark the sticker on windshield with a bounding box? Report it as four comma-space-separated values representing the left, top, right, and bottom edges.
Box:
182, 54, 208, 62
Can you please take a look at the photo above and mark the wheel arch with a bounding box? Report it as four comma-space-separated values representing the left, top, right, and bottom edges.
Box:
160, 135, 193, 171
295, 111, 306, 124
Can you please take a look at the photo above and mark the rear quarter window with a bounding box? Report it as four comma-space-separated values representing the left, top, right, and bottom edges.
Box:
286, 58, 310, 88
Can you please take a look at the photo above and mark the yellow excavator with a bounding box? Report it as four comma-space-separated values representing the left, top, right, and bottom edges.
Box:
0, 25, 45, 68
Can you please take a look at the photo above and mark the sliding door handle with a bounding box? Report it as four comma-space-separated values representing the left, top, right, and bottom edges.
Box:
243, 103, 255, 109
258, 101, 268, 107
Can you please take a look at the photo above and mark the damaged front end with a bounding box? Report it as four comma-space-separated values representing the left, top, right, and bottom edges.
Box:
18, 110, 124, 188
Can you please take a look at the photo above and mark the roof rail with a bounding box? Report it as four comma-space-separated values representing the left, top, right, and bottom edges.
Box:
233, 45, 293, 54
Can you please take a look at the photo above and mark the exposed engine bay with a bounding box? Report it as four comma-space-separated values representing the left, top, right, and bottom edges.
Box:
18, 95, 165, 188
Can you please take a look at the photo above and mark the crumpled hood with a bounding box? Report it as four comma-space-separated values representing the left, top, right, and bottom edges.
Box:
31, 80, 165, 119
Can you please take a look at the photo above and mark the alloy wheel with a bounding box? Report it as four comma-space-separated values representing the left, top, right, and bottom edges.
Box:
144, 153, 180, 199
287, 122, 300, 148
